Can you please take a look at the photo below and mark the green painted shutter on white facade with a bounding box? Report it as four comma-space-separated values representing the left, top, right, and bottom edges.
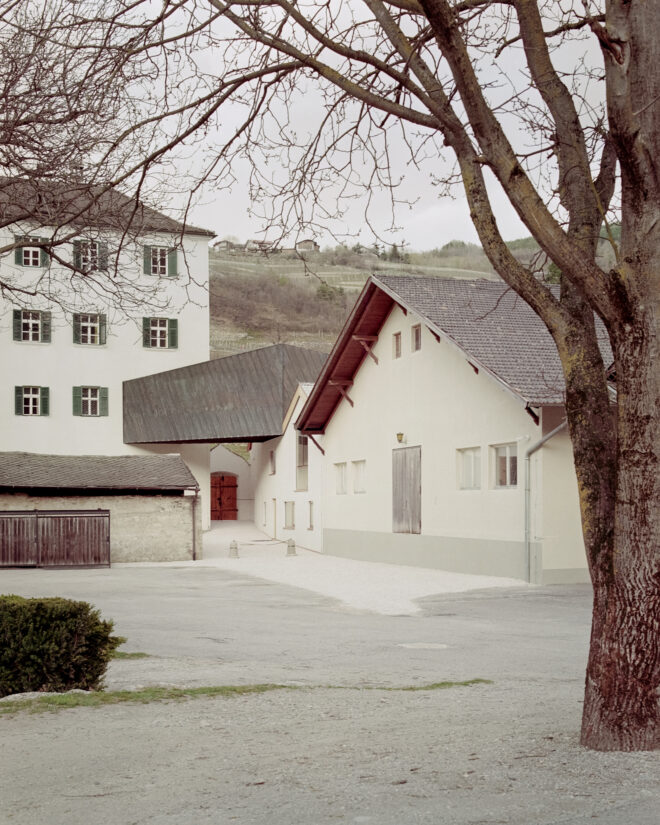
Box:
72, 386, 83, 415
99, 387, 109, 416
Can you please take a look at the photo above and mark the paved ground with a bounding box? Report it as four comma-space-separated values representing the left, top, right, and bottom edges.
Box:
1, 542, 658, 824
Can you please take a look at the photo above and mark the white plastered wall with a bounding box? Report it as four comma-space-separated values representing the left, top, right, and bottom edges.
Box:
537, 406, 588, 582
251, 393, 324, 552
320, 304, 588, 581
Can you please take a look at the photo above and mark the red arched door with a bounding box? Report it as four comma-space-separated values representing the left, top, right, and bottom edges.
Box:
210, 472, 238, 520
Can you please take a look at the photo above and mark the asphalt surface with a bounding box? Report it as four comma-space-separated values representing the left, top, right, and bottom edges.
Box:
1, 565, 658, 824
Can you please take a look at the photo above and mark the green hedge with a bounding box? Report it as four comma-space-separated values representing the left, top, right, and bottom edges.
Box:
0, 595, 123, 698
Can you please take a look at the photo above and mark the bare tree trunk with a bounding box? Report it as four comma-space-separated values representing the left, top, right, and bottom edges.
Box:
580, 305, 660, 751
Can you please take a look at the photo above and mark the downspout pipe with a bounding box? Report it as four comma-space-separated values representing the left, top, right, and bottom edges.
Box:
524, 419, 567, 583
191, 488, 199, 561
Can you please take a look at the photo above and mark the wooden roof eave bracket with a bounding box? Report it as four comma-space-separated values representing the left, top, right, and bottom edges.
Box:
307, 433, 325, 455
352, 335, 379, 365
329, 379, 354, 407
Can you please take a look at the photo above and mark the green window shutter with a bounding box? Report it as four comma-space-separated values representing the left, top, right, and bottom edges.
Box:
14, 236, 27, 266
15, 386, 23, 415
98, 242, 109, 271
99, 314, 107, 345
41, 311, 51, 343
39, 238, 49, 268
167, 248, 178, 277
40, 387, 49, 416
72, 386, 82, 416
99, 387, 109, 416
143, 246, 152, 274
73, 314, 81, 344
13, 310, 21, 341
73, 240, 82, 269
167, 318, 178, 349
142, 317, 151, 347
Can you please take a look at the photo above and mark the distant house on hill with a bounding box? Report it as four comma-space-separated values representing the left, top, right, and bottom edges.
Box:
295, 275, 612, 584
245, 239, 279, 254
295, 239, 320, 253
214, 239, 242, 252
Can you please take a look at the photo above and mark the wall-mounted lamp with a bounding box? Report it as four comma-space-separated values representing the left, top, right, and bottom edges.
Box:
396, 432, 405, 444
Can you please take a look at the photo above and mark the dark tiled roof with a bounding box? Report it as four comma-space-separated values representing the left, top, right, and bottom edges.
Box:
123, 344, 328, 444
0, 177, 214, 237
0, 452, 198, 491
376, 276, 612, 406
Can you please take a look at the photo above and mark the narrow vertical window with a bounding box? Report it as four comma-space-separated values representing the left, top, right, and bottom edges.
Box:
411, 324, 422, 352
308, 501, 314, 530
269, 450, 276, 474
352, 460, 366, 493
296, 434, 309, 490
150, 318, 168, 348
23, 386, 40, 416
151, 246, 168, 275
21, 311, 41, 342
335, 462, 347, 494
81, 387, 99, 416
393, 331, 402, 359
284, 501, 295, 529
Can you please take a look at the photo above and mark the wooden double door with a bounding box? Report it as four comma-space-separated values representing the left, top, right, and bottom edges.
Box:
210, 472, 238, 520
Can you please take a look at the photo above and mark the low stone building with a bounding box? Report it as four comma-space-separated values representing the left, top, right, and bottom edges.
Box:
0, 452, 200, 566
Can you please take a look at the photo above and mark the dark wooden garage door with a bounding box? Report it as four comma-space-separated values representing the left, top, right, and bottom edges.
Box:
0, 510, 110, 568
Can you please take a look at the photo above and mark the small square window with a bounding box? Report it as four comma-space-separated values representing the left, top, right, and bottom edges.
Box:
143, 317, 177, 349
393, 332, 402, 359
494, 443, 518, 488
16, 386, 48, 416
457, 447, 481, 490
22, 247, 41, 267
411, 324, 422, 352
335, 462, 347, 495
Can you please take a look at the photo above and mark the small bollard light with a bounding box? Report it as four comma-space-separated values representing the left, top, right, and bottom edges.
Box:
229, 540, 239, 558
286, 538, 297, 557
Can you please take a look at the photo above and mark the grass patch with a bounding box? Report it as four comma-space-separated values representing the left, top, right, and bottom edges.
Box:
111, 650, 150, 660
394, 678, 492, 691
0, 684, 291, 716
0, 678, 492, 717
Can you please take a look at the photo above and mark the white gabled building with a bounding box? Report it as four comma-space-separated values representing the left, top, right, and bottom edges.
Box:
0, 178, 214, 564
296, 275, 613, 585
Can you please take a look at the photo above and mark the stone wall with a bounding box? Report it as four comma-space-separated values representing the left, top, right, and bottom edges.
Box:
0, 492, 201, 563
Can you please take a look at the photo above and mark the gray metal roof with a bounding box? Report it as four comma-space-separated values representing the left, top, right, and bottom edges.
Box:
376, 276, 613, 406
0, 452, 198, 491
0, 177, 214, 237
123, 344, 328, 444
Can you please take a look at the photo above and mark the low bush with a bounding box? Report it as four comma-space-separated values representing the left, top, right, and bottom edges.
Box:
0, 595, 123, 698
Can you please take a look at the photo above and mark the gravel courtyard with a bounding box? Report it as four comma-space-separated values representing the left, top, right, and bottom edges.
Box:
1, 553, 658, 824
